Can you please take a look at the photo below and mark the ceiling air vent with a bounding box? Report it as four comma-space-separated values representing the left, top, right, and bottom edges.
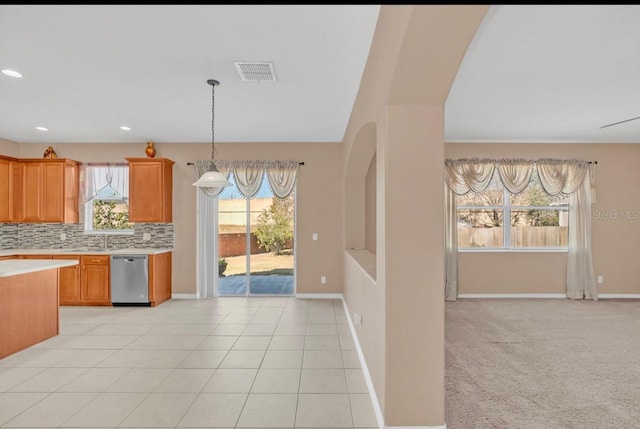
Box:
234, 61, 277, 82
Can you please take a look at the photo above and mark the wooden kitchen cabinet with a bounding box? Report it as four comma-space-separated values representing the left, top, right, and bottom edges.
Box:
80, 255, 110, 305
53, 255, 82, 304
149, 251, 172, 307
51, 254, 109, 306
19, 159, 79, 223
0, 155, 21, 222
0, 156, 14, 221
126, 158, 174, 222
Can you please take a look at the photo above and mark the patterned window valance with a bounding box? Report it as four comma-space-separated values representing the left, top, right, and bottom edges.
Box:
194, 160, 299, 198
445, 158, 591, 197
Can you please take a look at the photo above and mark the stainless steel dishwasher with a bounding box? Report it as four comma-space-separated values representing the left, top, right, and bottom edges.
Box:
110, 255, 149, 305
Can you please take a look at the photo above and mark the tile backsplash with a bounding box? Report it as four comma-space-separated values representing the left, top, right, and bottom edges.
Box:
0, 224, 19, 249
0, 223, 173, 250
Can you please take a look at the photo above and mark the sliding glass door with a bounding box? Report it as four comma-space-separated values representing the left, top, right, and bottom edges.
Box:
217, 173, 295, 296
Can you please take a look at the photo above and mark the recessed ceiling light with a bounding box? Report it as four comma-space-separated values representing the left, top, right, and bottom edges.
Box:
120, 126, 131, 131
35, 126, 48, 131
2, 69, 22, 78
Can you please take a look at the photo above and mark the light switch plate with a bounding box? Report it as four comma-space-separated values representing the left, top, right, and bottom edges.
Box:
313, 233, 318, 241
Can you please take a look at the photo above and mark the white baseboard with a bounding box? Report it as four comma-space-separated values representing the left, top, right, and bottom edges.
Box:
457, 293, 640, 299
598, 294, 640, 299
171, 293, 197, 299
341, 297, 448, 429
457, 294, 566, 299
296, 293, 343, 299
341, 297, 385, 429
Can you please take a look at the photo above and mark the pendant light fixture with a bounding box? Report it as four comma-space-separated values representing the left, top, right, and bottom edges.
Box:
193, 79, 232, 188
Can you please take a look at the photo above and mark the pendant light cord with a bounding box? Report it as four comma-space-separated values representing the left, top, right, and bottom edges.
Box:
210, 80, 217, 163
207, 78, 220, 165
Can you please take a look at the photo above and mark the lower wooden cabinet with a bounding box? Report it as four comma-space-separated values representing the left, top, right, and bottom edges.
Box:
11, 252, 171, 307
81, 255, 110, 304
54, 254, 110, 306
149, 252, 172, 307
53, 255, 81, 304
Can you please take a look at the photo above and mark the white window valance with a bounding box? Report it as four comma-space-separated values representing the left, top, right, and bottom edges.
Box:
445, 158, 591, 197
195, 160, 299, 199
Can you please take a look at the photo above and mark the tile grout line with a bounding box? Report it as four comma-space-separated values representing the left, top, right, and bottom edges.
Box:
232, 298, 272, 428
2, 297, 369, 428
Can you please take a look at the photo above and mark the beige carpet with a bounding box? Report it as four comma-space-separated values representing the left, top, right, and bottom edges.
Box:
445, 299, 640, 429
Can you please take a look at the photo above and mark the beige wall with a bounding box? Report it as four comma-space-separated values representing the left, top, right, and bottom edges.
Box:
364, 154, 376, 254
15, 141, 344, 295
447, 142, 640, 295
341, 5, 489, 426
0, 138, 19, 157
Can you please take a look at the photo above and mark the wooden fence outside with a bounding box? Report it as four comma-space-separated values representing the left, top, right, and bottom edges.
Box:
459, 226, 568, 248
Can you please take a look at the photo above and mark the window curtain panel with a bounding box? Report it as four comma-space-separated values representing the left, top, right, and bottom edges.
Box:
196, 188, 216, 298
195, 160, 232, 197
233, 161, 265, 198
567, 168, 597, 300
79, 163, 129, 206
444, 184, 458, 301
444, 158, 596, 301
265, 160, 299, 199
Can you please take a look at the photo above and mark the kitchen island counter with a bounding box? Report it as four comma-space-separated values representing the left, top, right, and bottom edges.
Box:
0, 259, 79, 359
0, 258, 79, 277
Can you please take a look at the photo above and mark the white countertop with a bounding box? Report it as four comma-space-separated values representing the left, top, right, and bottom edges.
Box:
0, 259, 79, 278
0, 248, 173, 257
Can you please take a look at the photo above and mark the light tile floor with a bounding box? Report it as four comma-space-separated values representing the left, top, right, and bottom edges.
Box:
0, 297, 378, 428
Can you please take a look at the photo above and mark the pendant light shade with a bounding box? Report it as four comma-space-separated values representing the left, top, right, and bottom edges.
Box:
193, 79, 232, 188
192, 164, 231, 187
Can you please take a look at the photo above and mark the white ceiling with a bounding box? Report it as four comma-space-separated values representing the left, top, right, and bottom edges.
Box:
0, 5, 380, 144
446, 5, 640, 143
2, 5, 640, 145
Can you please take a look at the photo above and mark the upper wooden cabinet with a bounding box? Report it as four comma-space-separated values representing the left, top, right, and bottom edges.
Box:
0, 155, 18, 222
126, 158, 174, 222
19, 159, 79, 223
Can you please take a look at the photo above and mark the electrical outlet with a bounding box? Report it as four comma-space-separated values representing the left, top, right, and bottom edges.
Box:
321, 275, 327, 284
353, 312, 362, 329
60, 232, 67, 241
597, 275, 603, 284
142, 233, 151, 241
312, 233, 318, 241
